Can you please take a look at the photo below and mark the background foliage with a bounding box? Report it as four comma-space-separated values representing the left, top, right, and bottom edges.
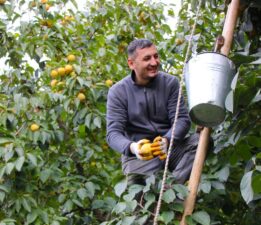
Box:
0, 0, 260, 224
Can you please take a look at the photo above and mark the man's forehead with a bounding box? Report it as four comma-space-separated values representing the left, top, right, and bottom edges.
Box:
135, 45, 158, 57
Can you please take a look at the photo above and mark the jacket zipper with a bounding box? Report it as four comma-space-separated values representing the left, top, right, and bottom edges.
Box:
144, 87, 158, 134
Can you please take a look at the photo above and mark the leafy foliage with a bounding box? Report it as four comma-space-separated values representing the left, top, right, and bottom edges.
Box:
0, 0, 260, 224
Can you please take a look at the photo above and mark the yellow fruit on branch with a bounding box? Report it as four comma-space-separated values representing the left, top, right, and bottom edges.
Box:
50, 79, 58, 87
45, 3, 51, 11
57, 81, 65, 87
0, 0, 6, 5
105, 79, 113, 87
30, 123, 40, 132
175, 38, 184, 46
64, 64, 73, 74
50, 69, 58, 78
57, 67, 66, 76
67, 54, 76, 62
77, 93, 86, 101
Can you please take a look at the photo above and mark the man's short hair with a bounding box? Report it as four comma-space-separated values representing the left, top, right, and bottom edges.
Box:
127, 39, 153, 58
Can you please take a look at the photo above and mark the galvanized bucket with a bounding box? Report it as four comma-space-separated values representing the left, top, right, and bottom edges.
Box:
184, 52, 236, 127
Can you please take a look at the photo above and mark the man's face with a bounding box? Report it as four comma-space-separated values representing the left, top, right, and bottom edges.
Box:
128, 45, 160, 85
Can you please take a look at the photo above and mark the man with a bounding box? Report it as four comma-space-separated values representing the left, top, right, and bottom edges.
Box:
106, 39, 199, 186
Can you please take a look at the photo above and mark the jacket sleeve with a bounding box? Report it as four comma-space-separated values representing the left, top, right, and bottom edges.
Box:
106, 85, 133, 156
163, 77, 191, 143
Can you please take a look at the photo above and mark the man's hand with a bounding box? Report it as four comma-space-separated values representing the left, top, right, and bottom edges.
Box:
130, 139, 154, 160
151, 136, 168, 160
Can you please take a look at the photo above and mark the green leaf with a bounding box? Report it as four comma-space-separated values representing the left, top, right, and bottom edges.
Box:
192, 211, 210, 225
26, 211, 38, 224
92, 200, 104, 209
113, 202, 126, 214
240, 171, 254, 204
64, 199, 73, 212
121, 216, 136, 225
162, 189, 176, 203
15, 156, 25, 171
6, 162, 14, 175
93, 116, 101, 128
225, 90, 233, 112
40, 169, 52, 183
77, 188, 88, 200
85, 182, 95, 199
114, 179, 127, 197
85, 113, 92, 128
252, 173, 261, 194
0, 184, 10, 193
160, 211, 174, 224
173, 184, 189, 198
27, 153, 37, 166
0, 191, 5, 203
200, 181, 211, 193
216, 165, 230, 182
22, 197, 31, 212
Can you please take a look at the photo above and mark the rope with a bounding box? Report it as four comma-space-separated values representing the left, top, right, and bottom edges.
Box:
153, 0, 203, 224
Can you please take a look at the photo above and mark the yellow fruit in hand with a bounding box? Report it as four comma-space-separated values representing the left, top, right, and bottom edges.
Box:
105, 79, 113, 87
30, 123, 40, 132
57, 67, 66, 76
67, 54, 76, 62
50, 79, 58, 87
77, 93, 86, 101
50, 70, 58, 78
140, 143, 152, 155
64, 64, 73, 74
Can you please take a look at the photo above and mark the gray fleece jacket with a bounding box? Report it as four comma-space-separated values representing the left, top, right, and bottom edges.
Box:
106, 71, 191, 157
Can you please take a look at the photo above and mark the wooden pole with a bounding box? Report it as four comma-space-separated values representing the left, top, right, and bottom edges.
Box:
180, 0, 240, 224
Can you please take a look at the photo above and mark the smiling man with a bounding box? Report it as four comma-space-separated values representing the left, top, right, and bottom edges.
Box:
106, 39, 199, 188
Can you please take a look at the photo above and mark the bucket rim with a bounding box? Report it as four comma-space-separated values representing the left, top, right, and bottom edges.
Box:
186, 51, 234, 64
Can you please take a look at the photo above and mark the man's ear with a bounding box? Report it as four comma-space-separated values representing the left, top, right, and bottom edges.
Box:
127, 58, 134, 70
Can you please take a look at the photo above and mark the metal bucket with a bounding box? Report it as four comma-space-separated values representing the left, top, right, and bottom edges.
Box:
185, 52, 236, 127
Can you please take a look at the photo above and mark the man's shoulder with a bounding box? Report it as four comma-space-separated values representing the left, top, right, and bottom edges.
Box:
158, 71, 179, 83
109, 75, 132, 93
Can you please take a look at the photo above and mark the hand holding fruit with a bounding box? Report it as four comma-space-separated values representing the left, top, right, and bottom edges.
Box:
151, 136, 168, 160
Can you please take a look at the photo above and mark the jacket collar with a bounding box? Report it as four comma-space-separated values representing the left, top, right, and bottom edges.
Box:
130, 70, 159, 87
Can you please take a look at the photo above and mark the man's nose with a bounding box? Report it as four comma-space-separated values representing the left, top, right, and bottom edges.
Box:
150, 57, 158, 66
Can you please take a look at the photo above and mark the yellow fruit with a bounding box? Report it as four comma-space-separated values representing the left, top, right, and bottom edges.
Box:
41, 0, 47, 4
30, 1, 36, 7
105, 79, 113, 87
70, 71, 77, 77
30, 123, 40, 132
45, 3, 51, 10
175, 38, 184, 46
219, 12, 225, 19
57, 81, 65, 87
64, 64, 73, 74
57, 67, 66, 76
0, 0, 6, 4
50, 79, 58, 87
77, 93, 86, 101
50, 69, 58, 78
67, 54, 76, 62
91, 161, 96, 167
140, 143, 152, 154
